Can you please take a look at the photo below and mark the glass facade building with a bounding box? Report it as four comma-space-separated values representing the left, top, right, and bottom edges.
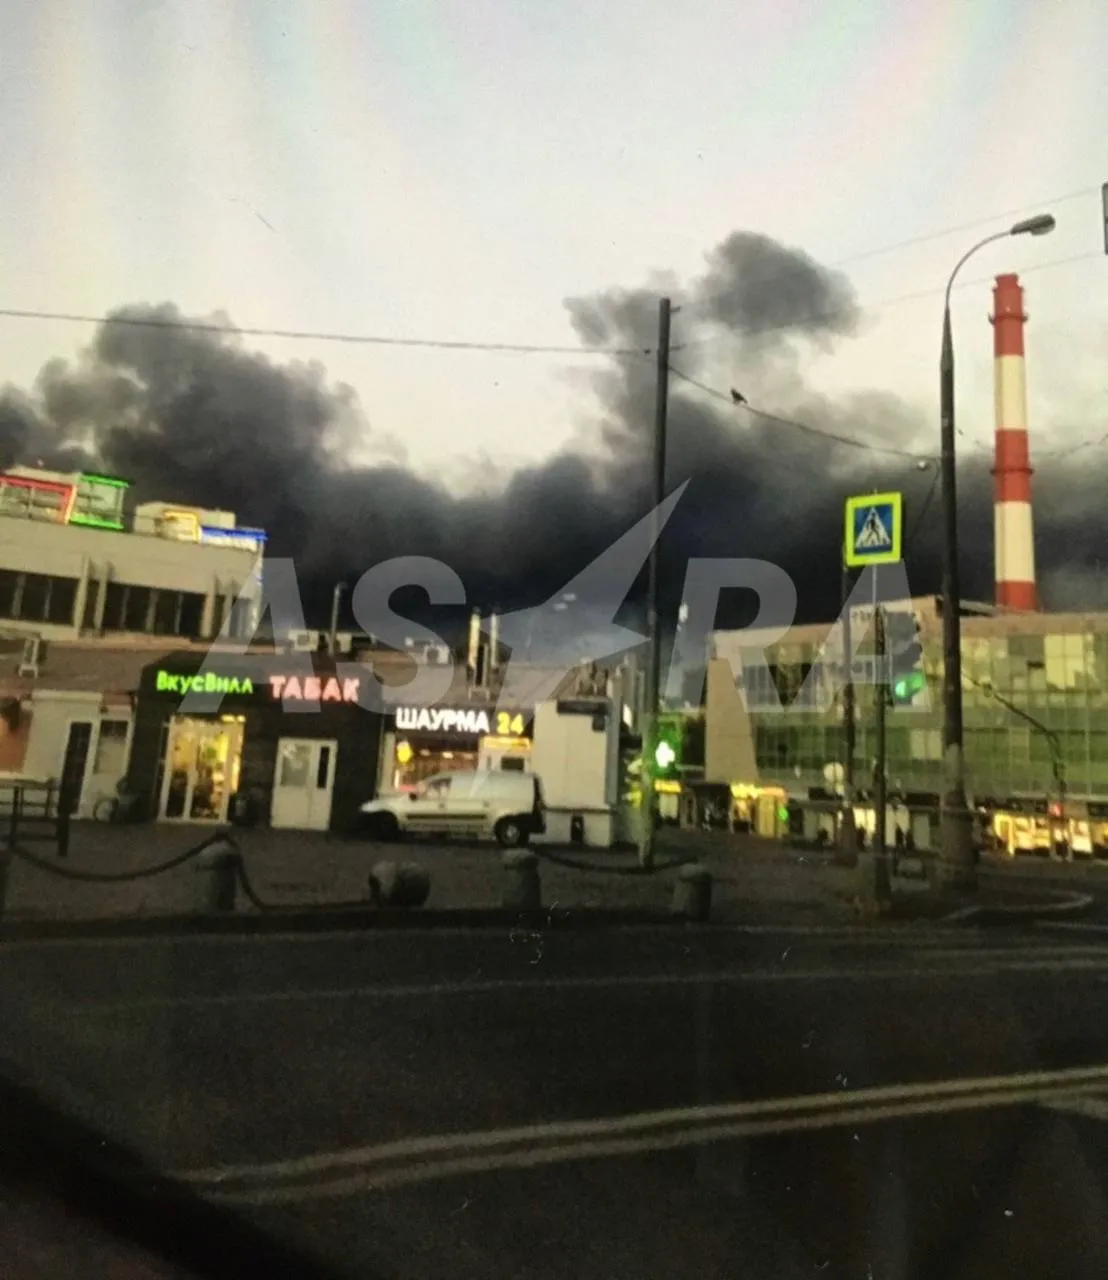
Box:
713, 602, 1108, 805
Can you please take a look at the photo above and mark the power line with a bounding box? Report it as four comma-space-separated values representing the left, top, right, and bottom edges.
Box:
685, 183, 1104, 320
667, 364, 935, 461
903, 464, 941, 551
0, 182, 1100, 360
677, 250, 1104, 351
669, 363, 1108, 470
0, 306, 653, 358
817, 185, 1099, 272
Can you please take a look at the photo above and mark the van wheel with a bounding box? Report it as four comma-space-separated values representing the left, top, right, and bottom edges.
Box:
366, 813, 400, 842
495, 818, 525, 848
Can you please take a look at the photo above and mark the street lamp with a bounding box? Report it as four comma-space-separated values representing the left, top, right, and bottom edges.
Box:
937, 213, 1055, 887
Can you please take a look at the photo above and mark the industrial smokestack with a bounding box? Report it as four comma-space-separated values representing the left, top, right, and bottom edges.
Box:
990, 273, 1037, 611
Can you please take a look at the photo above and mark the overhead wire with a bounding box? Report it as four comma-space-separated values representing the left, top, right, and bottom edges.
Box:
675, 250, 1105, 353
667, 363, 936, 461
0, 183, 1100, 361
668, 363, 1108, 469
0, 306, 653, 359
683, 182, 1104, 322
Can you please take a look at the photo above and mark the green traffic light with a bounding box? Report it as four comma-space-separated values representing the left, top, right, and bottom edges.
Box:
892, 671, 926, 702
655, 740, 677, 769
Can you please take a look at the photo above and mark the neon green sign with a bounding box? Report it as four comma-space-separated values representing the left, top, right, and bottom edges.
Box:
155, 669, 254, 696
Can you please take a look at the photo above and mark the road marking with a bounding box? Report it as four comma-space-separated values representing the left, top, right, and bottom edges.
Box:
0, 922, 971, 951
173, 1063, 1108, 1204
1037, 921, 1108, 936
16, 949, 1108, 1015
1041, 1094, 1108, 1122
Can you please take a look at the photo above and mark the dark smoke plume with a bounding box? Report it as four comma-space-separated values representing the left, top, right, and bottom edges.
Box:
0, 232, 1102, 632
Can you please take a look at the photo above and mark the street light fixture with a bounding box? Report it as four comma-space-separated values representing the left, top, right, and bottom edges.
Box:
937, 213, 1055, 887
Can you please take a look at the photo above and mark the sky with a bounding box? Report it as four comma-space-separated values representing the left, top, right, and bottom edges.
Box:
0, 0, 1106, 622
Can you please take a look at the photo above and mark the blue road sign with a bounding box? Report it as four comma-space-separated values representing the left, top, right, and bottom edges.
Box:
844, 491, 902, 567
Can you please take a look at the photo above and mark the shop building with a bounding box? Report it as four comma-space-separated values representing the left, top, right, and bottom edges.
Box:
127, 651, 387, 832
382, 702, 535, 791
0, 466, 265, 647
706, 598, 1108, 852
0, 639, 161, 817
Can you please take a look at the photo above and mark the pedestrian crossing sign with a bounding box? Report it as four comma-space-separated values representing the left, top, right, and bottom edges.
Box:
844, 491, 902, 567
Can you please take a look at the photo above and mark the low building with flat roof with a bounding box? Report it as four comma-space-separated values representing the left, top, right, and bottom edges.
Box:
707, 597, 1108, 854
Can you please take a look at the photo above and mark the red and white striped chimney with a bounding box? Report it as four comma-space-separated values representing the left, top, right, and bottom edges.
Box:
990, 272, 1037, 611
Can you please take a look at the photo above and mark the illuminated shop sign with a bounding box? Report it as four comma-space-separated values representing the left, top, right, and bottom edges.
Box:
155, 668, 363, 704
156, 670, 255, 696
269, 674, 360, 703
394, 707, 529, 737
200, 526, 268, 552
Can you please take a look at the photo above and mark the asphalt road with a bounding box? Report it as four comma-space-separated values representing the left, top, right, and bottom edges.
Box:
7, 922, 1108, 1278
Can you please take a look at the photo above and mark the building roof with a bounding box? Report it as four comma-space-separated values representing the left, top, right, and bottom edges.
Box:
712, 597, 1108, 661
0, 637, 614, 705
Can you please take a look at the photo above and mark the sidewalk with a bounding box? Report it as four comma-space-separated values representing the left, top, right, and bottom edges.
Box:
0, 823, 1095, 929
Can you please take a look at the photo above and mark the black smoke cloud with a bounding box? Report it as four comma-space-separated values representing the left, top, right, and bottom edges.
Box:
0, 232, 1103, 632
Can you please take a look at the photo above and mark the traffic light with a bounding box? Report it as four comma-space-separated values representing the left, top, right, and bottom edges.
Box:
654, 719, 683, 778
886, 612, 925, 705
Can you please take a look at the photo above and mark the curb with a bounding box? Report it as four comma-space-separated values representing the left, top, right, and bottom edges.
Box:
0, 904, 682, 942
941, 891, 1095, 926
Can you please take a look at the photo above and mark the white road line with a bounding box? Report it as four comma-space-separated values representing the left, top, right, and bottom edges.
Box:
1038, 921, 1108, 936
180, 1072, 1108, 1205
19, 950, 1108, 1014
178, 1062, 1108, 1186
1041, 1095, 1108, 1122
0, 921, 1022, 952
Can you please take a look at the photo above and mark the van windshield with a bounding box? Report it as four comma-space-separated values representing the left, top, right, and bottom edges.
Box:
417, 775, 452, 799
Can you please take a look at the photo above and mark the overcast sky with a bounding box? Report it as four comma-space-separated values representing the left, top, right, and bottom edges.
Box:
1, 0, 1105, 486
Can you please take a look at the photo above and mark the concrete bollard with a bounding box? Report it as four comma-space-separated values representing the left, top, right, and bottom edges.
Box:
195, 845, 242, 914
672, 864, 713, 922
501, 849, 541, 911
368, 860, 431, 908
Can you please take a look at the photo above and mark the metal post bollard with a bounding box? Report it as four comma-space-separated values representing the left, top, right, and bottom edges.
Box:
501, 849, 541, 911
0, 846, 11, 923
195, 845, 242, 914
672, 864, 713, 922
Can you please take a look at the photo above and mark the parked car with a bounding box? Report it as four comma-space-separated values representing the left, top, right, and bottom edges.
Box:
359, 769, 546, 847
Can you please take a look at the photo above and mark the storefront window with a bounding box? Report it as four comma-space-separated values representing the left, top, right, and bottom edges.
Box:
161, 717, 244, 822
93, 720, 129, 776
277, 741, 313, 789
393, 740, 479, 790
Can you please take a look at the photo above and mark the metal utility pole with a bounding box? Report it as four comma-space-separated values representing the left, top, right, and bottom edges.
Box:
838, 564, 858, 866
1101, 182, 1107, 256
328, 582, 347, 655
639, 295, 672, 869
937, 302, 975, 887
872, 603, 890, 901
938, 214, 1054, 889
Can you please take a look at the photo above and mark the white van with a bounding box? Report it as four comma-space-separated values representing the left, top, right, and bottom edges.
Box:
359, 770, 546, 847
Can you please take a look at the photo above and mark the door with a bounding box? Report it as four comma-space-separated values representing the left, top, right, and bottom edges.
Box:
271, 738, 337, 831
59, 722, 94, 816
403, 773, 454, 833
159, 718, 244, 822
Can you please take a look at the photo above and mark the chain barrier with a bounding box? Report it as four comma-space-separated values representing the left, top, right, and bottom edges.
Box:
233, 861, 281, 911
529, 846, 699, 876
9, 831, 239, 883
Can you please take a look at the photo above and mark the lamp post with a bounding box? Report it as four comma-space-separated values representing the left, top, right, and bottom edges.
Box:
938, 213, 1054, 887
